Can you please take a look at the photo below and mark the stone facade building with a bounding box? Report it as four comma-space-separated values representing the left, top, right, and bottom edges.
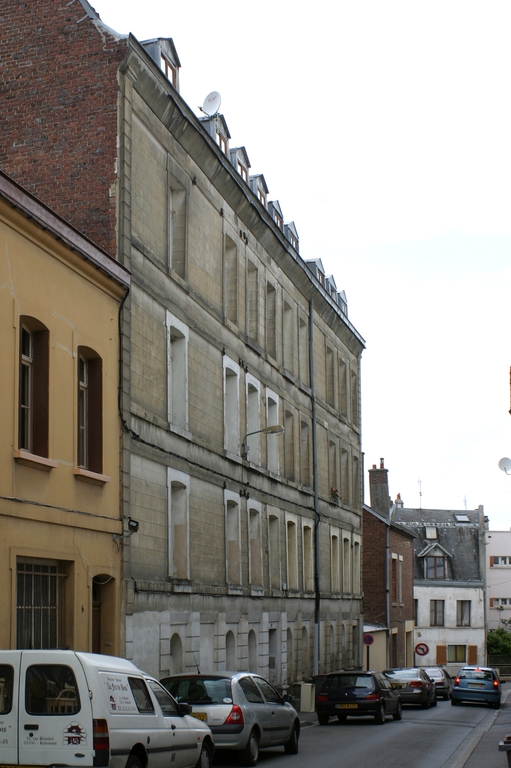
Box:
1, 0, 365, 686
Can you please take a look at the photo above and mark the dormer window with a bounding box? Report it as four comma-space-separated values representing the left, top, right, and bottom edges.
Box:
250, 175, 269, 210
217, 132, 228, 155
425, 526, 437, 539
257, 188, 267, 207
161, 55, 177, 86
274, 211, 283, 229
269, 201, 283, 231
426, 555, 445, 579
237, 160, 248, 181
289, 232, 297, 249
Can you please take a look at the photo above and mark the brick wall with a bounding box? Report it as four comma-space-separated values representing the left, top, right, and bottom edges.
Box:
0, 0, 127, 255
362, 508, 387, 625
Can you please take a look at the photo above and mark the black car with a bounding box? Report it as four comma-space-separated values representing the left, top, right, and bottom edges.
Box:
423, 666, 453, 700
383, 668, 437, 708
315, 671, 402, 724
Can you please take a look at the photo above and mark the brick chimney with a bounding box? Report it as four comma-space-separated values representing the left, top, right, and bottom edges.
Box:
368, 458, 391, 516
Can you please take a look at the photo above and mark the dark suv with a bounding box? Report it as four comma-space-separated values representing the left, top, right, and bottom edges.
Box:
315, 671, 402, 724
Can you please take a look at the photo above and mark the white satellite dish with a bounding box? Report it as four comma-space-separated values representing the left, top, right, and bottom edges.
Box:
499, 457, 511, 474
202, 91, 221, 117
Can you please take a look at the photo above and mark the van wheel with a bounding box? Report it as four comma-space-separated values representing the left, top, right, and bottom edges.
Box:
196, 741, 212, 768
126, 756, 143, 768
239, 729, 259, 766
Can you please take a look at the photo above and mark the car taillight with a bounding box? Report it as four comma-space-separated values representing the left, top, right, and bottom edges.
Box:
494, 679, 499, 689
455, 677, 460, 686
409, 681, 423, 689
364, 693, 379, 700
93, 719, 109, 767
224, 705, 244, 725
317, 694, 328, 702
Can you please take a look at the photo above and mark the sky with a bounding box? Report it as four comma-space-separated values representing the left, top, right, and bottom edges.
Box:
93, 0, 511, 529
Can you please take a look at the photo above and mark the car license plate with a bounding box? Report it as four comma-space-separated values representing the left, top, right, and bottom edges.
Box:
468, 683, 484, 689
191, 712, 207, 721
336, 703, 358, 709
390, 683, 403, 689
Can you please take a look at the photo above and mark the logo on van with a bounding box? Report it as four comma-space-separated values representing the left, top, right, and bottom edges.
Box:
63, 722, 87, 746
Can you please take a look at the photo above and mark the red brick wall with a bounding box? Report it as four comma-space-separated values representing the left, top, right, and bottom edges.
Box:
362, 508, 387, 625
1, 0, 127, 255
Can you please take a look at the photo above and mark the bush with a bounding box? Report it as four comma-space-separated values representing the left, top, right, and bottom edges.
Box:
487, 627, 511, 655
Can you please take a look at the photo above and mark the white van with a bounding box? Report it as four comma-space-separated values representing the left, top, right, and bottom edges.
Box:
0, 651, 213, 768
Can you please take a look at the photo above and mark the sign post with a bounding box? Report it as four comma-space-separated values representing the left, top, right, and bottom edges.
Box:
363, 633, 374, 670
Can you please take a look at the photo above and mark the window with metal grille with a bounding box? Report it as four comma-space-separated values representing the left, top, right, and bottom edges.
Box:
16, 559, 66, 649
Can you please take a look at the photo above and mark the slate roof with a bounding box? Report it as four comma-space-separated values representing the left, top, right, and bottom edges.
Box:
391, 507, 485, 583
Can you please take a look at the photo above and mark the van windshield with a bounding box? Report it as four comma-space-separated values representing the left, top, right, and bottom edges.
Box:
26, 665, 80, 715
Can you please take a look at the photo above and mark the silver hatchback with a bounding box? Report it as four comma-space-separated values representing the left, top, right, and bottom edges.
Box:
160, 672, 300, 766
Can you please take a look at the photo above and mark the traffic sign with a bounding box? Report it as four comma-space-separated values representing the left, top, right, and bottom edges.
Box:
363, 633, 375, 646
415, 642, 429, 656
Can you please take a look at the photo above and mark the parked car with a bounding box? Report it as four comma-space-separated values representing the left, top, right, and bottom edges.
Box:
422, 666, 453, 700
314, 670, 402, 725
160, 672, 300, 765
451, 666, 502, 708
0, 650, 214, 768
383, 667, 437, 708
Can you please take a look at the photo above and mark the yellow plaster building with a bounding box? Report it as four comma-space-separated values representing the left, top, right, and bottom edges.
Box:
0, 172, 130, 653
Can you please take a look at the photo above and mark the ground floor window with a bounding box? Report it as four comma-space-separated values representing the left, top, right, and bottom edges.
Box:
16, 558, 66, 649
447, 644, 466, 663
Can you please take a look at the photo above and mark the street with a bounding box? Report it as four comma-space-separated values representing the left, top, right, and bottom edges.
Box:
212, 697, 505, 768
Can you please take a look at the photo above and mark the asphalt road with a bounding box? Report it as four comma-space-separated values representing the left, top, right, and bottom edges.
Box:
212, 696, 506, 768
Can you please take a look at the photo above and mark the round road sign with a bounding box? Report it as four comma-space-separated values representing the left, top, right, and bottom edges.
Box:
415, 642, 429, 656
363, 633, 375, 646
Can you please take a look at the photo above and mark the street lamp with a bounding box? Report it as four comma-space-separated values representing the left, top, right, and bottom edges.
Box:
241, 424, 285, 460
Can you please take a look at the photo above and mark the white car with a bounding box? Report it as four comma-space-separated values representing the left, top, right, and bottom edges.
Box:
160, 672, 300, 765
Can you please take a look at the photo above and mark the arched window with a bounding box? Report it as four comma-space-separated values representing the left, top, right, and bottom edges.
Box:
77, 346, 103, 473
19, 317, 49, 457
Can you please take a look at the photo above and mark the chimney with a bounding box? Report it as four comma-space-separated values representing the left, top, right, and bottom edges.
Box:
395, 493, 404, 508
368, 458, 391, 516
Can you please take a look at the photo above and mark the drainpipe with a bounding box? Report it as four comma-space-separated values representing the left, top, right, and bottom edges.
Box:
309, 299, 320, 676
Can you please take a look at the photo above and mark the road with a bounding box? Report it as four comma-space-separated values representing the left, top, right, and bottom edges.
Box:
212, 698, 504, 768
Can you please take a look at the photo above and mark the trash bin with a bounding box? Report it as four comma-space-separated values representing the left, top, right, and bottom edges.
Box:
300, 682, 316, 713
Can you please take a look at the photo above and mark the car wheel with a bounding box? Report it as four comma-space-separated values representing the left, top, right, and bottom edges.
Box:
317, 713, 330, 726
374, 701, 386, 724
284, 724, 299, 755
421, 696, 430, 709
451, 697, 459, 706
240, 729, 260, 767
337, 714, 347, 723
196, 742, 212, 768
431, 695, 437, 707
126, 756, 143, 768
393, 700, 402, 721
493, 701, 501, 710
444, 693, 450, 701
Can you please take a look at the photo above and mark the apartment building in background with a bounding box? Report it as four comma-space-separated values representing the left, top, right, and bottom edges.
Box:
1, 0, 365, 686
0, 171, 130, 653
486, 530, 511, 632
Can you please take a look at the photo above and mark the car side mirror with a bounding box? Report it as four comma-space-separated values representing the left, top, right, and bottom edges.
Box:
282, 693, 293, 703
177, 702, 192, 716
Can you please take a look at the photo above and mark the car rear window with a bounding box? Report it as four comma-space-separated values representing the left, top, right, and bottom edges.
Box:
322, 675, 374, 690
163, 677, 232, 704
459, 669, 494, 681
385, 669, 418, 680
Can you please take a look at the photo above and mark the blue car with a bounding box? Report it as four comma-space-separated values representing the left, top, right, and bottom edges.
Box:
451, 666, 501, 708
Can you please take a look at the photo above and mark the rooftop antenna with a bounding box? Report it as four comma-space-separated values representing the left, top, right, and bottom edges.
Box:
418, 478, 422, 510
200, 90, 221, 117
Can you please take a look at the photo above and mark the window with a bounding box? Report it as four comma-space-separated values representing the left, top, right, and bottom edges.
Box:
493, 556, 510, 566
147, 680, 178, 716
273, 210, 283, 230
286, 518, 298, 591
129, 678, 154, 713
26, 665, 80, 715
326, 347, 335, 407
17, 558, 65, 649
391, 557, 398, 602
339, 359, 348, 418
239, 676, 264, 703
331, 531, 340, 592
248, 503, 262, 587
0, 665, 13, 714
257, 188, 267, 207
168, 469, 190, 580
245, 376, 261, 463
169, 182, 187, 278
237, 159, 248, 182
268, 512, 281, 589
266, 282, 277, 359
426, 556, 445, 579
216, 131, 228, 154
425, 526, 437, 539
284, 410, 295, 481
298, 316, 309, 384
447, 645, 467, 664
166, 314, 189, 432
350, 368, 359, 426
300, 419, 310, 487
266, 391, 280, 474
343, 536, 351, 593
283, 301, 295, 373
161, 55, 177, 86
329, 441, 338, 499
353, 540, 361, 594
77, 347, 103, 473
223, 357, 240, 455
225, 491, 241, 585
246, 261, 259, 341
352, 455, 360, 508
341, 447, 349, 505
303, 524, 314, 591
457, 600, 471, 626
18, 318, 49, 457
430, 600, 445, 626
224, 236, 238, 324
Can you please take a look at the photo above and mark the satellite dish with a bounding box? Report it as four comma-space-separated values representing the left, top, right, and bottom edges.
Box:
499, 457, 511, 474
202, 91, 221, 117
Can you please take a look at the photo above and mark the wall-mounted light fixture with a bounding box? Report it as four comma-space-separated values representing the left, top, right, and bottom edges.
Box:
113, 517, 140, 541
241, 424, 284, 461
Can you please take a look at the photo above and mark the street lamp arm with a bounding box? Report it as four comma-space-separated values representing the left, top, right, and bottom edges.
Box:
241, 424, 285, 460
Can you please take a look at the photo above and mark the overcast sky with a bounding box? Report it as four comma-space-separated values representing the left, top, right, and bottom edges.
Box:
94, 0, 511, 529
